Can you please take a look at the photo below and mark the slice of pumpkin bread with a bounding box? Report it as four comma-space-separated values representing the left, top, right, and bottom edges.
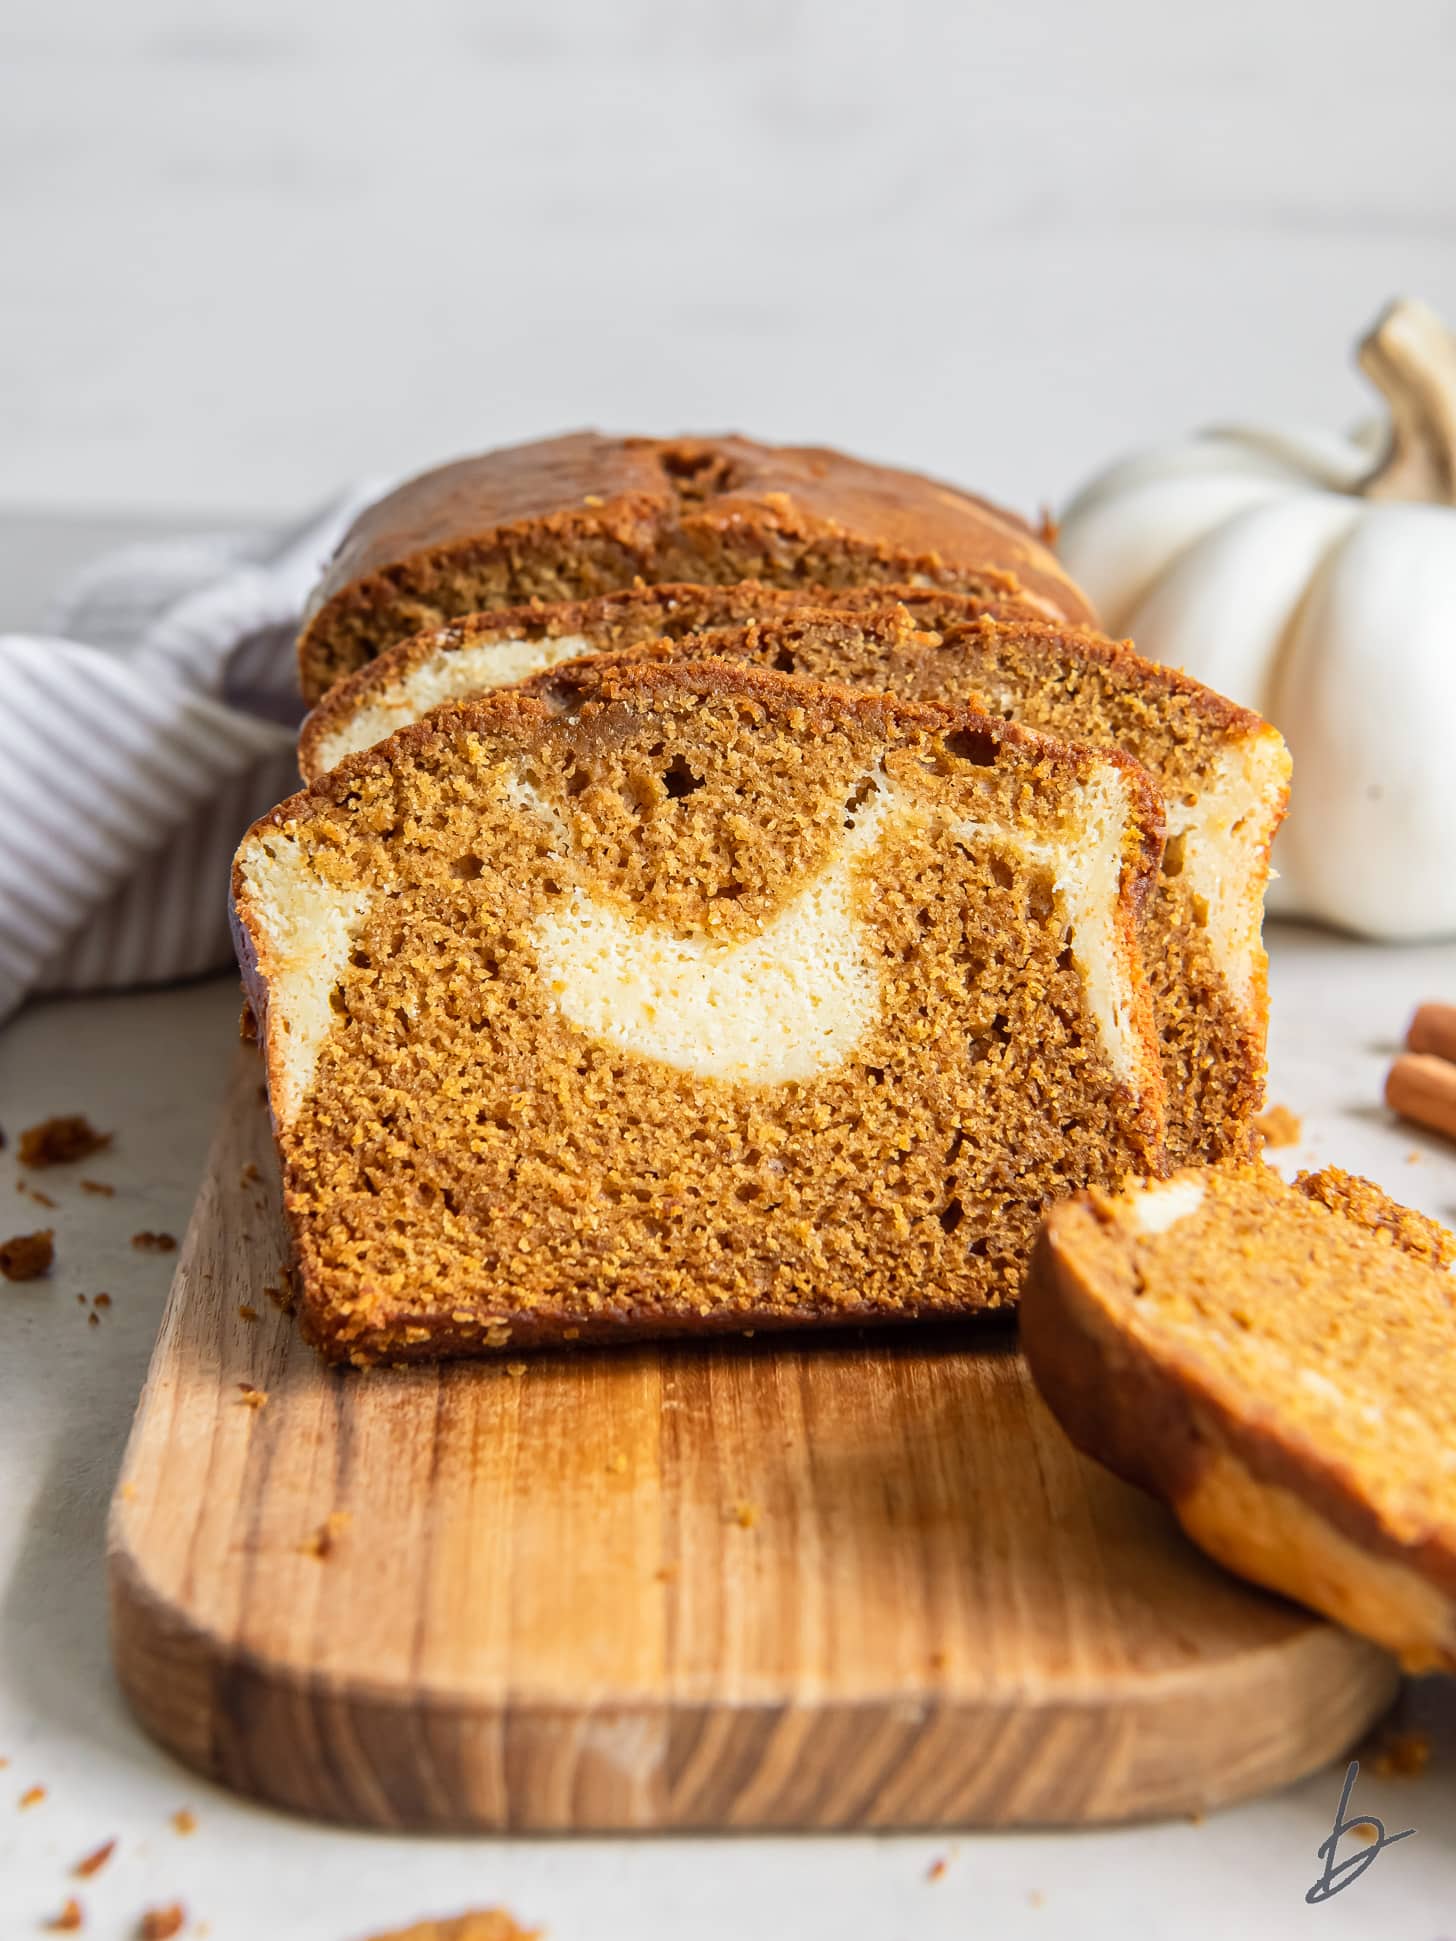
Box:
299, 581, 1033, 780
295, 431, 1091, 702
1022, 1165, 1456, 1671
234, 658, 1167, 1363
303, 597, 1286, 1164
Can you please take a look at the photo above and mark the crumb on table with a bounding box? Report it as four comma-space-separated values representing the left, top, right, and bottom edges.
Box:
1255, 1103, 1302, 1148
44, 1898, 83, 1931
237, 1304, 259, 1323
18, 1116, 111, 1168
138, 1906, 186, 1940
359, 1911, 543, 1941
171, 1808, 197, 1836
236, 1385, 268, 1411
926, 1856, 948, 1882
131, 1231, 178, 1254
19, 1784, 46, 1808
80, 1178, 115, 1197
731, 1500, 759, 1529
74, 1839, 116, 1877
0, 1230, 54, 1282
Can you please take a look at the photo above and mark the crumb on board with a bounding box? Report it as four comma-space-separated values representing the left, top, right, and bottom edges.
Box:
300, 1512, 352, 1560
170, 1808, 197, 1836
80, 1179, 114, 1197
1255, 1103, 1303, 1148
44, 1899, 83, 1932
131, 1232, 177, 1254
74, 1839, 115, 1877
93, 1293, 111, 1308
236, 1385, 268, 1410
1, 1230, 54, 1282
19, 1116, 112, 1168
237, 1304, 259, 1323
605, 1452, 628, 1475
655, 1564, 677, 1582
731, 1501, 759, 1529
1407, 1150, 1423, 1164
87, 1312, 100, 1328
240, 1161, 260, 1186
22, 1185, 57, 1208
118, 1483, 138, 1503
1027, 1890, 1045, 1909
1366, 1725, 1432, 1779
19, 1784, 46, 1808
138, 1906, 186, 1940
926, 1857, 948, 1883
505, 1361, 526, 1378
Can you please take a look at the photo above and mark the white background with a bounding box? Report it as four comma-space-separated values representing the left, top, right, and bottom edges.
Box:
1, 2, 1455, 1936
2, 0, 1455, 522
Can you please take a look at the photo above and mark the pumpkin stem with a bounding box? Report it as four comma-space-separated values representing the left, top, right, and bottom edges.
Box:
1357, 298, 1456, 504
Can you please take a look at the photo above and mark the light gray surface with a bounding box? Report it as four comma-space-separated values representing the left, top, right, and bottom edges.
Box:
2, 0, 1454, 521
1, 515, 1455, 1933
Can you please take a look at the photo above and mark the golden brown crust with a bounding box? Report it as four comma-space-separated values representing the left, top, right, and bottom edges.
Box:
1021, 1166, 1456, 1664
238, 657, 1169, 1364
296, 433, 1094, 701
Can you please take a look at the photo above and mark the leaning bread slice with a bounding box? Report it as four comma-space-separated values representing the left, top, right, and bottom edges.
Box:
234, 658, 1167, 1364
1022, 1165, 1456, 1671
298, 581, 1029, 781
302, 600, 1285, 1164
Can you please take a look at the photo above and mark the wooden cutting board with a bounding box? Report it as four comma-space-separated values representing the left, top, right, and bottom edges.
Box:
107, 1048, 1395, 1832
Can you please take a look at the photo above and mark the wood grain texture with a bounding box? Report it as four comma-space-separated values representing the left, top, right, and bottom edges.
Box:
108, 1049, 1397, 1831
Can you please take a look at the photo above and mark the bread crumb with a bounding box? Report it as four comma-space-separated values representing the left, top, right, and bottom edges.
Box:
1407, 1150, 1423, 1164
926, 1856, 948, 1882
118, 1482, 138, 1503
19, 1116, 111, 1168
1255, 1104, 1302, 1148
19, 1784, 46, 1808
87, 1311, 100, 1328
93, 1292, 111, 1308
22, 1185, 57, 1208
238, 1304, 259, 1322
505, 1361, 526, 1378
300, 1511, 351, 1559
731, 1500, 759, 1529
45, 1899, 83, 1931
137, 1907, 185, 1940
74, 1839, 116, 1877
360, 1911, 542, 1941
240, 1162, 260, 1185
1366, 1725, 1431, 1778
928, 1649, 948, 1671
655, 1564, 677, 1582
1027, 1889, 1045, 1908
237, 1385, 268, 1410
483, 1322, 510, 1349
131, 1231, 177, 1253
80, 1179, 114, 1197
170, 1808, 197, 1835
605, 1452, 628, 1475
0, 1230, 54, 1281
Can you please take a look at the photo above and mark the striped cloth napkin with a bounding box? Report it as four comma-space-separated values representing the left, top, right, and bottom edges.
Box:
0, 485, 386, 1023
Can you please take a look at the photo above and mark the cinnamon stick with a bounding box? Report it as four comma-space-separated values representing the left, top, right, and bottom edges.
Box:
1386, 1053, 1456, 1144
1406, 1002, 1456, 1066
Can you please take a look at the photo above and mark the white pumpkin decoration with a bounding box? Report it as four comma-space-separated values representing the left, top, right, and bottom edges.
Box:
1058, 300, 1456, 941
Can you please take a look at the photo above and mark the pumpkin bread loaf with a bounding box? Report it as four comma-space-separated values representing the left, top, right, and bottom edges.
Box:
295, 433, 1092, 703
234, 658, 1168, 1363
301, 594, 1287, 1165
1022, 1165, 1456, 1671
